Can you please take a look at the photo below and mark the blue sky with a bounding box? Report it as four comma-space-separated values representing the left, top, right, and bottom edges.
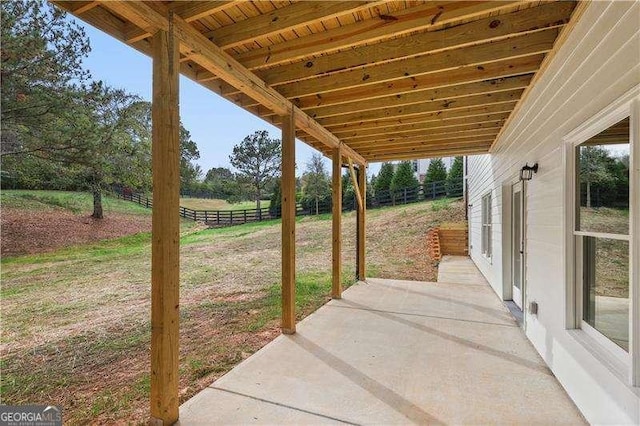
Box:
77, 22, 380, 177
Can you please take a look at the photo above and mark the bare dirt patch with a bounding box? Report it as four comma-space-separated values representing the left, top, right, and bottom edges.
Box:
1, 207, 151, 256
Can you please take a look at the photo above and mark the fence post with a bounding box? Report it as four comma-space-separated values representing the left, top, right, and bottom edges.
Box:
244, 209, 247, 223
217, 211, 220, 225
403, 188, 407, 204
230, 210, 233, 225
432, 182, 436, 199
204, 210, 208, 222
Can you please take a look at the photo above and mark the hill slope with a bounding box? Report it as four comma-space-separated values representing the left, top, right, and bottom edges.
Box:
1, 197, 465, 424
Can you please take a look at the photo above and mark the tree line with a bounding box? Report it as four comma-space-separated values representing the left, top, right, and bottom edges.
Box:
0, 1, 202, 218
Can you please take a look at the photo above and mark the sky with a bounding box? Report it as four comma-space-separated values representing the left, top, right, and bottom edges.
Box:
76, 22, 381, 177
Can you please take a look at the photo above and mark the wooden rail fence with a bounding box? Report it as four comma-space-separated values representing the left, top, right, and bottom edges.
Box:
114, 178, 462, 228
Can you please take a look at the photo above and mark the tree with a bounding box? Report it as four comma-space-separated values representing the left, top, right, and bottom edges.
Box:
374, 162, 395, 197
391, 161, 420, 201
179, 127, 201, 192
229, 130, 281, 210
446, 156, 464, 197
579, 146, 616, 208
1, 0, 91, 151
269, 179, 282, 218
301, 153, 330, 215
424, 158, 448, 186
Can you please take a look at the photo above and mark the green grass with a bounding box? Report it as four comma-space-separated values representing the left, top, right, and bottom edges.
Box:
180, 197, 270, 211
1, 190, 150, 215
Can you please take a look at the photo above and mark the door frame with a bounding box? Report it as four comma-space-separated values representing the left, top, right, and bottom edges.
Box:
502, 175, 527, 314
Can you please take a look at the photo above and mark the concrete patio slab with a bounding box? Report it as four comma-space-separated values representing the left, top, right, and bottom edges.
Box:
179, 259, 585, 425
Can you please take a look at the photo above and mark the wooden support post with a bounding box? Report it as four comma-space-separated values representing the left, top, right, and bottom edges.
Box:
281, 109, 296, 334
150, 24, 180, 426
332, 146, 342, 299
357, 165, 366, 281
348, 158, 363, 211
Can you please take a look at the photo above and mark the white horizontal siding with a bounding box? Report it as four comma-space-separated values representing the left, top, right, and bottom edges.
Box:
467, 1, 640, 424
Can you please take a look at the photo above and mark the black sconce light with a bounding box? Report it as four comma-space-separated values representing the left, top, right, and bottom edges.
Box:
520, 163, 538, 181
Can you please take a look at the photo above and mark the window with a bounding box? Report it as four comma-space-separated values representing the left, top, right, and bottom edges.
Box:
574, 117, 630, 354
412, 160, 418, 172
481, 193, 492, 258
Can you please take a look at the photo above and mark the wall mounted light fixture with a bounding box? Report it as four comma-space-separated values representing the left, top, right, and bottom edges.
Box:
520, 163, 538, 181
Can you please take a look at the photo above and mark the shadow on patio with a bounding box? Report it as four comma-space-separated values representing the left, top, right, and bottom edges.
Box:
179, 257, 585, 425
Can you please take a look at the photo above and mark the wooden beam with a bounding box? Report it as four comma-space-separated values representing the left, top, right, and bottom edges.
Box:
72, 1, 98, 14
317, 89, 524, 127
346, 128, 503, 148
304, 74, 533, 119
204, 1, 386, 50
331, 113, 512, 138
150, 27, 180, 425
233, 1, 523, 70
102, 1, 366, 166
341, 121, 506, 143
124, 1, 235, 43
366, 145, 492, 162
290, 54, 543, 110
272, 29, 557, 99
355, 135, 499, 154
356, 166, 366, 281
348, 159, 364, 212
256, 2, 574, 86
281, 109, 296, 334
325, 102, 517, 133
332, 145, 342, 299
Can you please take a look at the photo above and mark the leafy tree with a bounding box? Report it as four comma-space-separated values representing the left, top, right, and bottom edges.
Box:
374, 162, 395, 197
446, 156, 464, 197
179, 127, 201, 192
269, 179, 281, 218
391, 161, 420, 201
229, 130, 281, 210
579, 146, 616, 208
1, 0, 91, 150
301, 153, 330, 215
424, 158, 448, 186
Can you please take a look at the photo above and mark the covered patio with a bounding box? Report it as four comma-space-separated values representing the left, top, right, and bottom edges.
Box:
48, 1, 588, 423
180, 257, 584, 424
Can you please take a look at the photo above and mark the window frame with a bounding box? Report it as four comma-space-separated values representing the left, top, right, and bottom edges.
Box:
481, 192, 492, 260
563, 87, 639, 387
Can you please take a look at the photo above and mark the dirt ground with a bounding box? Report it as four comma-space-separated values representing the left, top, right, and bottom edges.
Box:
1, 207, 152, 256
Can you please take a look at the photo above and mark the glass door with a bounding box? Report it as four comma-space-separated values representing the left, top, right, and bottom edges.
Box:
512, 181, 524, 309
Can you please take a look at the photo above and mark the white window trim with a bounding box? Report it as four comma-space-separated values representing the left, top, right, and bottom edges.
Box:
481, 192, 493, 261
562, 84, 639, 387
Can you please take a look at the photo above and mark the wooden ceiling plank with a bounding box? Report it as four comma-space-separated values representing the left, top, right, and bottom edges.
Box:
332, 114, 512, 139
305, 74, 533, 119
350, 132, 501, 151
344, 123, 506, 144
269, 29, 557, 99
256, 2, 574, 85
324, 102, 517, 132
365, 145, 492, 162
205, 1, 389, 50
290, 54, 543, 109
316, 89, 524, 127
234, 1, 523, 70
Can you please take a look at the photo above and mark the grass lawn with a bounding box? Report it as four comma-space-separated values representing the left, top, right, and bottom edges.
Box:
1, 197, 465, 424
1, 189, 151, 215
179, 198, 270, 211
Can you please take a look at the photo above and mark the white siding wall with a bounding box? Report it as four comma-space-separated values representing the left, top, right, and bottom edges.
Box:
467, 1, 640, 424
